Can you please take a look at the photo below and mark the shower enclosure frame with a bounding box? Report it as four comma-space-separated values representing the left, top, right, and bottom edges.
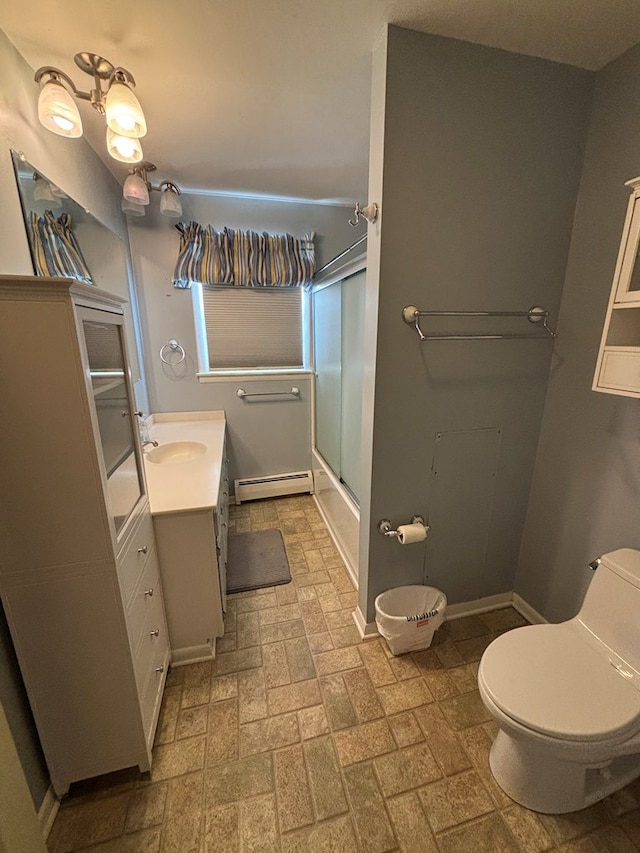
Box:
310, 251, 366, 587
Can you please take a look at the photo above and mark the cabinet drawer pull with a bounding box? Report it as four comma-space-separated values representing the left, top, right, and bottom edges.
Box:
155, 665, 165, 674
150, 628, 160, 637
144, 588, 154, 597
137, 545, 148, 555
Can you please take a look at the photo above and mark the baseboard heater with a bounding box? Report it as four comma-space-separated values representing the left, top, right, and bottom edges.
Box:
234, 470, 314, 503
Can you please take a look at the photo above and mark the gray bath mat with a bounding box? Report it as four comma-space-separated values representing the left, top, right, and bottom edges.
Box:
226, 528, 291, 594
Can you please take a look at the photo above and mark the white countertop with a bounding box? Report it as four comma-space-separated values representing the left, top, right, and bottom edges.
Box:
143, 411, 226, 516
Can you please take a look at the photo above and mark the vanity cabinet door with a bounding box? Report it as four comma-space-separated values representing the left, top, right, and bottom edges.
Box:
79, 310, 145, 535
152, 509, 224, 664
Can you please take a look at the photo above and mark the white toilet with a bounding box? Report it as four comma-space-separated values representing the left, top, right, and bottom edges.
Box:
478, 548, 640, 814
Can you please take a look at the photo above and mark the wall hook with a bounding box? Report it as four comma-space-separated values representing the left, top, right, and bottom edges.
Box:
348, 201, 378, 227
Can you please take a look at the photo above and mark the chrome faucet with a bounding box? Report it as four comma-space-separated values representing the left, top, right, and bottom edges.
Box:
142, 439, 159, 448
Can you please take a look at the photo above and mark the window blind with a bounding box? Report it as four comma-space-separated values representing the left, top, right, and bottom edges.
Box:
202, 286, 303, 369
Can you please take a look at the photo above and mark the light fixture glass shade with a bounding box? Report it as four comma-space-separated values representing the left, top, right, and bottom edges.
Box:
33, 178, 62, 209
37, 79, 83, 138
33, 179, 54, 202
160, 188, 183, 219
105, 81, 147, 138
121, 196, 146, 217
123, 173, 150, 205
106, 128, 143, 164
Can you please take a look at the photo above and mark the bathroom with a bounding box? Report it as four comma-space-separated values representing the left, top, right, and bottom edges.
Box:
1, 4, 640, 850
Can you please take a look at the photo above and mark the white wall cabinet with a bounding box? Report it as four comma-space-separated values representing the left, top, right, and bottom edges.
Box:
593, 176, 640, 397
0, 276, 170, 797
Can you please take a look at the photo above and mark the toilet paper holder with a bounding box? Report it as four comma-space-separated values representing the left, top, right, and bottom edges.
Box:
378, 516, 428, 538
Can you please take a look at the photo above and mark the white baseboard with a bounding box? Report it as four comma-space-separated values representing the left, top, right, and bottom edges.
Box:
445, 592, 513, 620
352, 606, 379, 640
38, 785, 59, 839
352, 590, 544, 642
512, 592, 548, 625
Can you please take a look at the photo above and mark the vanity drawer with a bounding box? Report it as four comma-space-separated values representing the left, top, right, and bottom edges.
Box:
131, 570, 168, 694
117, 512, 156, 607
126, 548, 162, 651
140, 639, 169, 745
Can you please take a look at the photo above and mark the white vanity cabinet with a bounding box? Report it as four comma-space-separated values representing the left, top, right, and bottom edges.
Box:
0, 276, 170, 796
144, 413, 228, 665
593, 176, 640, 397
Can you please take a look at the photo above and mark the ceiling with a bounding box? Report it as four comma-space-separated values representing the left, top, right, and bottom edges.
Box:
2, 0, 640, 204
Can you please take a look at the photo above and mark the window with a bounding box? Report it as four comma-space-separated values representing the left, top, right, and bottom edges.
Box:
193, 284, 306, 372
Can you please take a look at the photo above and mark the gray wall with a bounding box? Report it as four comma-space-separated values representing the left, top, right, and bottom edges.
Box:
359, 27, 593, 623
127, 194, 358, 487
0, 28, 131, 808
515, 42, 640, 621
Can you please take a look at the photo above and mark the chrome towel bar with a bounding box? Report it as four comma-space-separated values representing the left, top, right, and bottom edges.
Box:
237, 387, 300, 399
402, 305, 557, 341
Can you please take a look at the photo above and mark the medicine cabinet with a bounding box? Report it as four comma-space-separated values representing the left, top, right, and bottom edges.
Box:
593, 176, 640, 397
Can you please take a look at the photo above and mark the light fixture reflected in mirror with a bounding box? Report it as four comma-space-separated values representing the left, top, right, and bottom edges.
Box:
121, 162, 182, 220
34, 53, 147, 163
32, 174, 63, 209
121, 197, 146, 217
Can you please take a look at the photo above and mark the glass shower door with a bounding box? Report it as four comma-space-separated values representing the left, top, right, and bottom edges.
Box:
313, 267, 366, 502
314, 282, 342, 477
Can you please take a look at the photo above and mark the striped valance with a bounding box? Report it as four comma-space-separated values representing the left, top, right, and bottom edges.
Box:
172, 222, 315, 289
29, 211, 93, 285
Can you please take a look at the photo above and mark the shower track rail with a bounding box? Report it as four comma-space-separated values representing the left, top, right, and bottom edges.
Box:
402, 305, 557, 341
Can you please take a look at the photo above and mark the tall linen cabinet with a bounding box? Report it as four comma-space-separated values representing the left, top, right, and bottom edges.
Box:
0, 276, 170, 796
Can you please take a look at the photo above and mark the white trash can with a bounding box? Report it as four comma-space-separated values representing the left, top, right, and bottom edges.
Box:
375, 585, 447, 655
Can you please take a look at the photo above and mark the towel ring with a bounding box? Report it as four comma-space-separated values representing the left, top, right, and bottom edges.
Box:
159, 339, 186, 365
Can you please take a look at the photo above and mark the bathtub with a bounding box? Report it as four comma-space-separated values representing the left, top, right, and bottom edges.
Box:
312, 448, 359, 589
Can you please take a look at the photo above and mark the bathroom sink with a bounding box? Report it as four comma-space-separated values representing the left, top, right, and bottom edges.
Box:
145, 441, 207, 465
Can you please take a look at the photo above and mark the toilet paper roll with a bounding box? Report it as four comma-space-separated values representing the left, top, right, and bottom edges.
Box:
396, 522, 428, 545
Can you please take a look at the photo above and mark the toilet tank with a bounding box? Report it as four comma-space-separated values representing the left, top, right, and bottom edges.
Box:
576, 548, 640, 675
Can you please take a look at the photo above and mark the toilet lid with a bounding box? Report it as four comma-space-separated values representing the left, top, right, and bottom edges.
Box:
479, 624, 640, 743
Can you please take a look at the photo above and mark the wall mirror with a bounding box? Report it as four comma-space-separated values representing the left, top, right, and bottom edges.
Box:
10, 150, 141, 385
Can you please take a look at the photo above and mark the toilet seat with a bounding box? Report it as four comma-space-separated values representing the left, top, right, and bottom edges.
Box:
479, 623, 640, 744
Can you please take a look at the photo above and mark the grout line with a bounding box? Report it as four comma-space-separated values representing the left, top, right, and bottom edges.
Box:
48, 498, 631, 851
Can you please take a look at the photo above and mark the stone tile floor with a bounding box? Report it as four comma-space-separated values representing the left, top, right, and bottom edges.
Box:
47, 495, 640, 852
